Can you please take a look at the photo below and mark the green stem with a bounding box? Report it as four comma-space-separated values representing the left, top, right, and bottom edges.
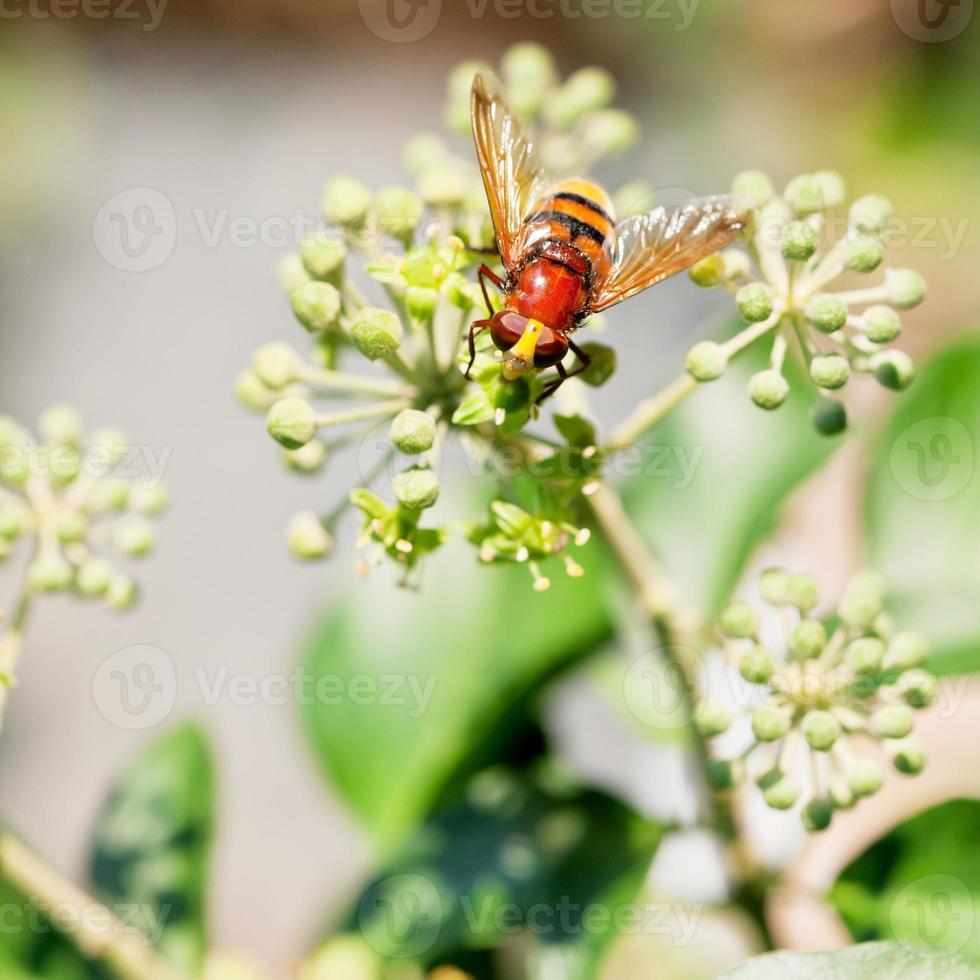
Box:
0, 830, 187, 980
314, 398, 411, 430
297, 365, 414, 400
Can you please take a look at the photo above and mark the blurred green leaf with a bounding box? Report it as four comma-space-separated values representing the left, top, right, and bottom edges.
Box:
829, 799, 980, 962
718, 941, 978, 978
299, 537, 613, 847
624, 338, 841, 617
865, 335, 980, 675
348, 767, 662, 974
89, 723, 214, 974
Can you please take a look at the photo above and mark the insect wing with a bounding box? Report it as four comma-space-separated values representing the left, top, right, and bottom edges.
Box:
591, 196, 750, 312
470, 70, 550, 268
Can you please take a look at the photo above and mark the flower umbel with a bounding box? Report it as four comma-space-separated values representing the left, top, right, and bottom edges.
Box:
688, 171, 926, 433
698, 569, 934, 830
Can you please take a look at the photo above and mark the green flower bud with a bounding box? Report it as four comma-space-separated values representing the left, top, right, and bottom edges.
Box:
810, 354, 850, 390
406, 285, 439, 323
252, 342, 300, 390
39, 405, 83, 446
720, 600, 759, 638
752, 705, 791, 742
392, 466, 440, 510
287, 511, 333, 561
685, 341, 728, 382
900, 669, 937, 708
849, 194, 892, 234
813, 171, 846, 209
811, 397, 847, 435
29, 555, 73, 593
321, 176, 371, 226
0, 507, 24, 541
884, 268, 926, 309
871, 349, 915, 391
723, 250, 751, 280
781, 221, 817, 261
839, 571, 885, 630
284, 440, 327, 474
390, 410, 436, 455
847, 637, 885, 675
267, 398, 317, 450
0, 416, 29, 450
576, 342, 617, 387
235, 370, 276, 411
501, 42, 557, 98
786, 574, 819, 613
887, 631, 930, 671
872, 704, 914, 739
93, 478, 130, 511
845, 234, 884, 274
113, 518, 155, 557
706, 758, 742, 791
546, 67, 615, 127
805, 294, 847, 334
291, 282, 341, 333
784, 174, 829, 215
688, 254, 726, 288
737, 283, 775, 323
891, 737, 926, 775
791, 619, 828, 659
759, 567, 789, 605
91, 428, 128, 465
402, 133, 448, 176
759, 770, 800, 809
861, 305, 901, 344
803, 710, 840, 751
846, 758, 884, 797
748, 370, 789, 410
349, 308, 403, 361
740, 645, 774, 684
374, 186, 423, 242
76, 557, 114, 597
695, 699, 732, 737
1, 449, 30, 489
579, 110, 638, 156
299, 936, 381, 980
131, 484, 170, 516
56, 513, 87, 545
106, 573, 138, 611
802, 797, 834, 832
416, 166, 468, 208
829, 777, 856, 810
300, 234, 346, 284
277, 254, 311, 294
731, 170, 774, 208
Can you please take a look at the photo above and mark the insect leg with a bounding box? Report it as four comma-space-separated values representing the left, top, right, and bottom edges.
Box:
536, 341, 592, 405
564, 338, 592, 380
464, 319, 490, 380
536, 360, 569, 404
478, 264, 504, 317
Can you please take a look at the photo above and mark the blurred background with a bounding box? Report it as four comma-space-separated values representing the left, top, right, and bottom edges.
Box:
1, 0, 978, 974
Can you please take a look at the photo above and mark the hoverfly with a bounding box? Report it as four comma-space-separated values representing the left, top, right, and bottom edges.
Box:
465, 70, 751, 402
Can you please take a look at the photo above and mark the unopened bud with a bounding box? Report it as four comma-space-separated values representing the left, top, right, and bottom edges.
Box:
748, 370, 789, 410
76, 557, 114, 597
871, 349, 915, 391
810, 354, 849, 390
891, 737, 925, 775
694, 699, 732, 737
802, 797, 834, 832
252, 343, 300, 390
740, 645, 774, 684
390, 410, 436, 455
872, 705, 914, 739
737, 283, 774, 323
322, 176, 371, 226
884, 268, 926, 309
781, 221, 817, 261
288, 511, 333, 560
350, 308, 403, 361
291, 282, 341, 333
752, 705, 791, 742
805, 294, 847, 334
29, 555, 73, 592
803, 710, 840, 751
845, 234, 884, 274
731, 170, 774, 208
846, 758, 883, 797
720, 600, 759, 638
114, 518, 155, 557
300, 234, 346, 284
39, 405, 83, 446
392, 466, 440, 510
790, 619, 827, 659
759, 769, 800, 809
861, 305, 901, 344
375, 186, 423, 242
267, 398, 317, 450
887, 631, 929, 671
685, 341, 727, 381
849, 194, 892, 234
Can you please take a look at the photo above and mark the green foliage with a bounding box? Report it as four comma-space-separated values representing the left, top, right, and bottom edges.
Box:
865, 335, 980, 674
830, 800, 980, 962
719, 941, 978, 978
346, 767, 662, 972
89, 724, 215, 974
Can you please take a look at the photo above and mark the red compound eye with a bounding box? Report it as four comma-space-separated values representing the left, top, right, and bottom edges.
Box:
488, 310, 529, 351
533, 327, 568, 368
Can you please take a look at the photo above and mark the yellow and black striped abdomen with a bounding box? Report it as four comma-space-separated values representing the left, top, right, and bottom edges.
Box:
521, 178, 616, 282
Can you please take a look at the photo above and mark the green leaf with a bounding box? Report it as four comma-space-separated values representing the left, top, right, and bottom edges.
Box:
718, 941, 978, 978
348, 768, 662, 973
830, 799, 980, 962
865, 335, 980, 674
451, 391, 495, 426
624, 339, 840, 618
298, 537, 613, 847
89, 724, 215, 974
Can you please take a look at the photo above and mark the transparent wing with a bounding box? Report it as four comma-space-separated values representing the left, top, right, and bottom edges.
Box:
591, 195, 750, 312
470, 70, 551, 268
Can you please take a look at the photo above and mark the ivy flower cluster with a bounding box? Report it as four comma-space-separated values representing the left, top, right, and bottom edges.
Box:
235, 44, 631, 587
696, 569, 935, 832
685, 171, 927, 434
0, 407, 168, 724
